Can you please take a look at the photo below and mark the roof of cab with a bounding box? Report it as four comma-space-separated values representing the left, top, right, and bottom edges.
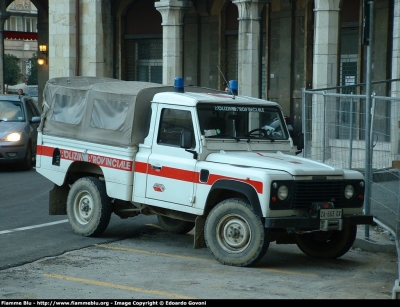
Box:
152, 91, 280, 107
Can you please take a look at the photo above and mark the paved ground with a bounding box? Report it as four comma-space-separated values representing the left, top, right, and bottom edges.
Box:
0, 223, 398, 300
354, 223, 399, 299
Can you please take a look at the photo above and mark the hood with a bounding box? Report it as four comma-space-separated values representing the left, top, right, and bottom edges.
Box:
206, 151, 344, 176
0, 122, 25, 138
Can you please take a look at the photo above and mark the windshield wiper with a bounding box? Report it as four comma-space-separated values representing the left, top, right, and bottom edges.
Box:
206, 134, 241, 142
244, 128, 275, 142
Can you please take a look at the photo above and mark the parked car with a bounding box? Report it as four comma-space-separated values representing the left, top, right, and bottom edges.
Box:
25, 85, 39, 105
0, 95, 41, 170
6, 84, 38, 104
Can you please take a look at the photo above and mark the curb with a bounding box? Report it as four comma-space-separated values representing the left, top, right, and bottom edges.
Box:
353, 237, 397, 254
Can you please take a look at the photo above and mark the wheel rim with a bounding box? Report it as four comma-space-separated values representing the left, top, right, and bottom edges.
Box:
216, 213, 251, 253
73, 190, 94, 225
163, 216, 179, 226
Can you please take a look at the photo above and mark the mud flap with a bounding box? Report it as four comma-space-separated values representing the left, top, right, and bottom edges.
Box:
194, 215, 206, 249
49, 183, 69, 215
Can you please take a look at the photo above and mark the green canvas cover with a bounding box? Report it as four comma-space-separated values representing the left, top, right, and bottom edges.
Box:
39, 76, 174, 147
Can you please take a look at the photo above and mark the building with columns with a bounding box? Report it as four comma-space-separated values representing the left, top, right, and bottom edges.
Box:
4, 0, 399, 153
4, 0, 38, 81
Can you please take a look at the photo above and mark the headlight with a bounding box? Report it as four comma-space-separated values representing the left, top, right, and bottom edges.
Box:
277, 185, 289, 200
344, 184, 355, 199
1, 132, 21, 142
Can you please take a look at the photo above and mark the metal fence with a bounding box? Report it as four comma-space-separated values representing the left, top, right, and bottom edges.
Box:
302, 81, 400, 298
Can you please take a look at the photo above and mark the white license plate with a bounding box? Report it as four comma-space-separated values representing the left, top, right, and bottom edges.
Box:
320, 209, 342, 219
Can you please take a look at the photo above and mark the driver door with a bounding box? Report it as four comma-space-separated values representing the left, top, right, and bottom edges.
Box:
145, 105, 198, 207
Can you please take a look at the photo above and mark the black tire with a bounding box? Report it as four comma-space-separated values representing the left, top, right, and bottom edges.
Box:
67, 177, 112, 237
204, 198, 269, 267
294, 225, 357, 259
157, 214, 195, 234
20, 143, 33, 170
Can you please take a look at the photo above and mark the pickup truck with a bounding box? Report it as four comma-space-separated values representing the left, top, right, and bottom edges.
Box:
35, 76, 373, 267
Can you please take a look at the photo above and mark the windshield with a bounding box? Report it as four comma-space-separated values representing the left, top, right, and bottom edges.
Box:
0, 100, 25, 122
197, 103, 289, 141
25, 86, 38, 97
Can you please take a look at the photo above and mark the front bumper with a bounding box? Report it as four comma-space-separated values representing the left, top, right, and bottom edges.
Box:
0, 143, 27, 163
265, 214, 374, 230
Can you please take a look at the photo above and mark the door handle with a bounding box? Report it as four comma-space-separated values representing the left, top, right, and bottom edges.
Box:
151, 165, 162, 170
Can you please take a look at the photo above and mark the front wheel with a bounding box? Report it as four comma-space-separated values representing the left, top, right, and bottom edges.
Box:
20, 143, 33, 170
67, 177, 112, 237
294, 225, 357, 259
204, 198, 269, 267
157, 214, 195, 234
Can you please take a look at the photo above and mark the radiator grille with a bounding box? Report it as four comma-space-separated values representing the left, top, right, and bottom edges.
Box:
293, 180, 344, 208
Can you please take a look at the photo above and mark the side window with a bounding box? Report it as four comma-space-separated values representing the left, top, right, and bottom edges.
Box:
25, 100, 35, 120
26, 100, 40, 117
51, 94, 85, 124
90, 98, 128, 131
157, 108, 195, 148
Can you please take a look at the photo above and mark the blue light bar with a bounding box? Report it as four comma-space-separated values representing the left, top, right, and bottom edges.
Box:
229, 80, 238, 95
174, 77, 184, 93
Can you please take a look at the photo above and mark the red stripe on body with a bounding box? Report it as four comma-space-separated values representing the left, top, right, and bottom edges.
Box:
208, 174, 263, 193
38, 146, 263, 193
37, 145, 54, 156
135, 161, 263, 194
134, 161, 147, 173
37, 145, 133, 171
147, 165, 197, 183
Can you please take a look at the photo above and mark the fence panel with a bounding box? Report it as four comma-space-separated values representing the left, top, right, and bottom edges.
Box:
302, 88, 399, 235
302, 83, 400, 298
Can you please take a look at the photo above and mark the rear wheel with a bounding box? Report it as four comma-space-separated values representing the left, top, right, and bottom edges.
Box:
294, 225, 357, 259
204, 198, 269, 267
157, 214, 195, 234
67, 177, 112, 237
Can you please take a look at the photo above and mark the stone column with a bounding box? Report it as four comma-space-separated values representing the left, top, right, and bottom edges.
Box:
313, 0, 340, 89
155, 0, 192, 85
391, 0, 400, 160
48, 0, 77, 78
232, 0, 267, 97
80, 0, 112, 77
311, 0, 340, 161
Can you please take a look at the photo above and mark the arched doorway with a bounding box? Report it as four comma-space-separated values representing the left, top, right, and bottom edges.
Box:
119, 0, 162, 82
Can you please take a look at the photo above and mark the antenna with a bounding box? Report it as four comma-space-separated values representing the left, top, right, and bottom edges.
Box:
217, 66, 229, 92
217, 66, 237, 97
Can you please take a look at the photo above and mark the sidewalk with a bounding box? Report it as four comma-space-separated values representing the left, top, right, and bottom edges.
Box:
353, 224, 397, 254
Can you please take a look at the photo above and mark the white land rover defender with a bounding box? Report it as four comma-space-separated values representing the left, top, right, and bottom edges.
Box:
35, 76, 373, 267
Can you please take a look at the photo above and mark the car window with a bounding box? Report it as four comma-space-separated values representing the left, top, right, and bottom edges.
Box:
25, 100, 37, 120
157, 108, 195, 148
26, 100, 40, 117
0, 100, 24, 122
25, 86, 38, 97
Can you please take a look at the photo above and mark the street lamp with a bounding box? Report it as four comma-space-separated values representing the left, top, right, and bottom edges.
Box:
38, 44, 48, 65
0, 2, 10, 94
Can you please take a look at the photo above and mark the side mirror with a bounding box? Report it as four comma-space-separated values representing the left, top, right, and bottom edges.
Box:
180, 130, 193, 149
30, 116, 41, 124
297, 132, 304, 150
296, 132, 304, 155
180, 130, 198, 159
